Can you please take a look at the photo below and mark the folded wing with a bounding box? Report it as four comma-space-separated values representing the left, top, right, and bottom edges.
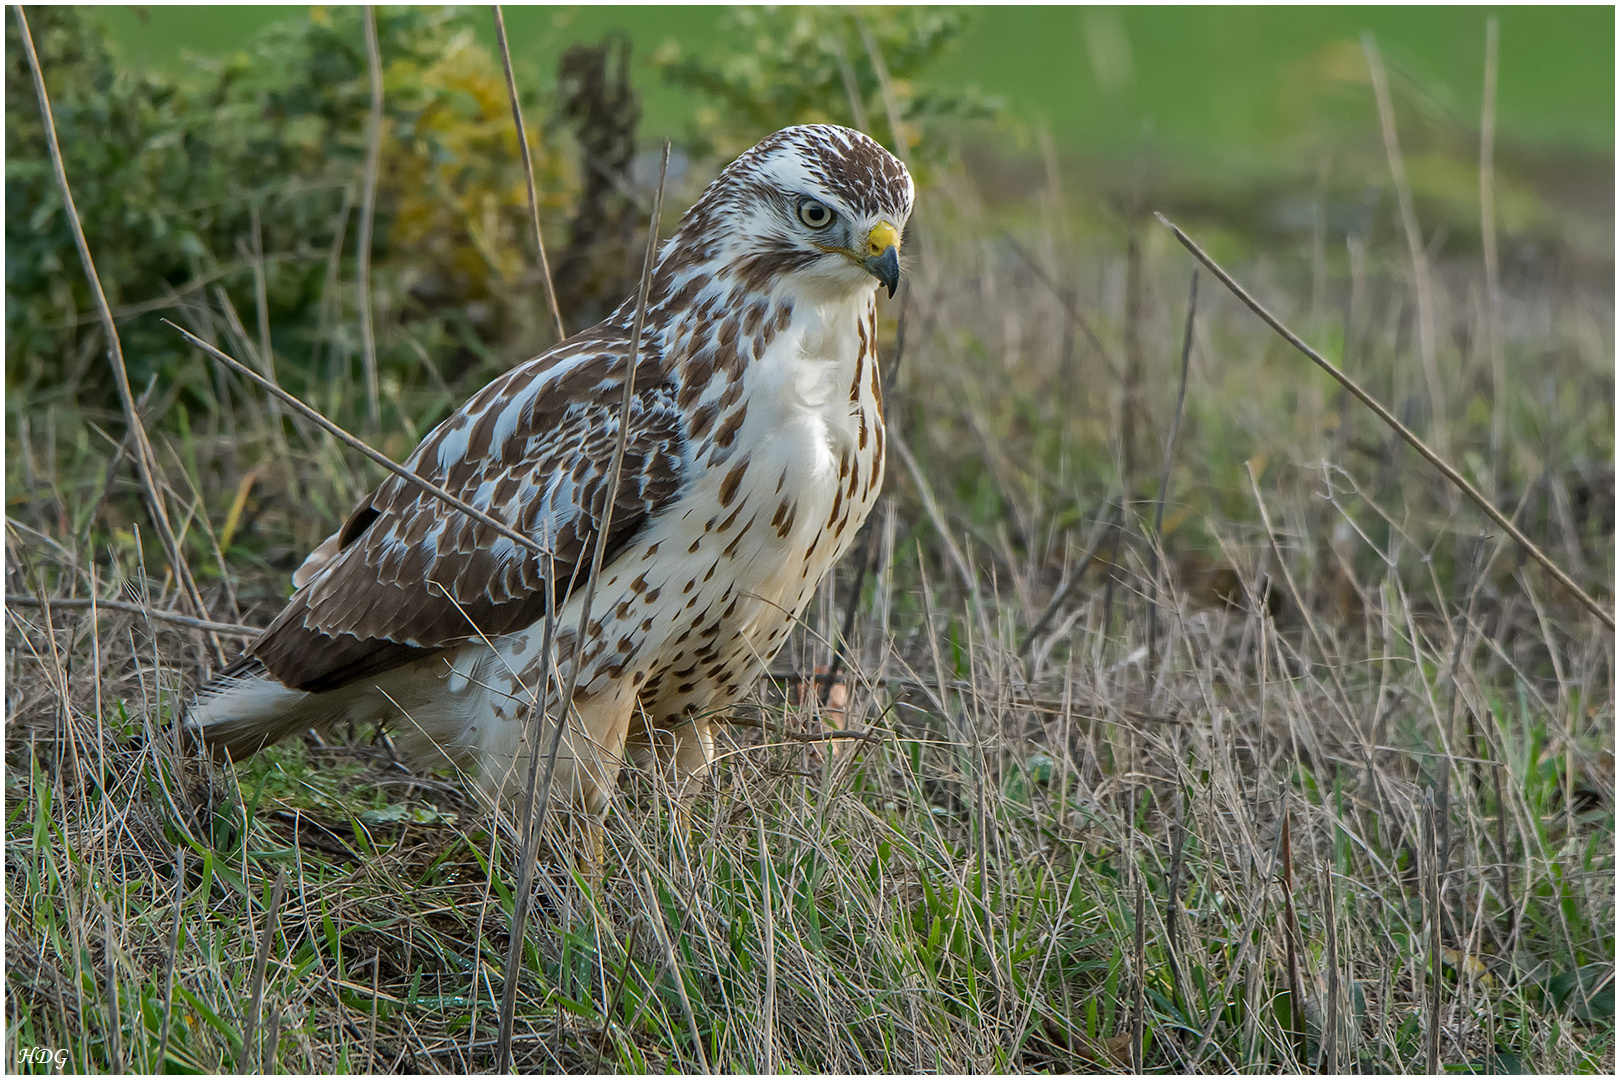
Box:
252, 336, 686, 693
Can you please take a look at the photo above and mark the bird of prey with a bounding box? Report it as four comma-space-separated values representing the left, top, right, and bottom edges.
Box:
190, 125, 913, 834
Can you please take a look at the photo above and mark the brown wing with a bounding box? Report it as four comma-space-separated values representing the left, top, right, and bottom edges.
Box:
251, 335, 687, 693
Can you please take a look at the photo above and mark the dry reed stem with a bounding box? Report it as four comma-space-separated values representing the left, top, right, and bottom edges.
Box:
240, 867, 288, 1073
756, 810, 778, 1073
853, 14, 907, 164
1363, 33, 1448, 462
1280, 808, 1307, 1068
495, 139, 671, 1073
642, 868, 712, 1073
357, 5, 384, 432
1147, 266, 1198, 678
493, 4, 566, 343
234, 221, 300, 500
1159, 214, 1614, 630
892, 432, 988, 637
154, 844, 186, 1071
15, 5, 224, 665
828, 31, 872, 135
1004, 232, 1126, 382
5, 594, 259, 637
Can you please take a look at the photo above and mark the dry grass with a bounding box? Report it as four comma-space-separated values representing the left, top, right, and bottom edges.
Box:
6, 130, 1614, 1073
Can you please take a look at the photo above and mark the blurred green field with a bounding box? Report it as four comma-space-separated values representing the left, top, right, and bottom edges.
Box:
95, 5, 1615, 159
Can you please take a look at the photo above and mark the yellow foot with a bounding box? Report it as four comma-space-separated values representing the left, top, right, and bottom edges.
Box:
587, 817, 605, 879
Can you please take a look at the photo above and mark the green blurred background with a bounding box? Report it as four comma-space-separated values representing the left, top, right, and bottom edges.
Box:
95, 5, 1614, 160
15, 5, 1608, 422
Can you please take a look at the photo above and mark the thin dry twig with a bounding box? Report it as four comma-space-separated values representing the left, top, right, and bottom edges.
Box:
357, 5, 384, 432
1279, 810, 1309, 1068
1019, 502, 1120, 658
1479, 17, 1505, 490
1424, 792, 1445, 1075
493, 4, 566, 342
166, 321, 549, 560
561, 138, 672, 706
853, 13, 907, 164
15, 5, 224, 665
828, 31, 872, 135
1364, 33, 1447, 461
100, 906, 123, 1072
757, 811, 778, 1073
240, 867, 288, 1074
1130, 876, 1145, 1073
495, 140, 671, 1075
643, 869, 711, 1074
6, 594, 260, 638
1148, 266, 1198, 677
1003, 233, 1126, 383
1157, 213, 1613, 630
891, 432, 986, 635
156, 847, 186, 1072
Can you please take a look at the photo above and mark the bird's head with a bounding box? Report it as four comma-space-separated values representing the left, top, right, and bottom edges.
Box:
663, 125, 914, 303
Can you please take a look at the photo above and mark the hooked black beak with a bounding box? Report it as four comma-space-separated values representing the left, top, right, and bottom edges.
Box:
864, 245, 900, 298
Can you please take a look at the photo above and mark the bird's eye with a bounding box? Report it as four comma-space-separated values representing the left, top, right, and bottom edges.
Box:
797, 198, 834, 229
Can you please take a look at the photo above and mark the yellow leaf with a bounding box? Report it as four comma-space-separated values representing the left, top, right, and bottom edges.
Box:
219, 468, 259, 551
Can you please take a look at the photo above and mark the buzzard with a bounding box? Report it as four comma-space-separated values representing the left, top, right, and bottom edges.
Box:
190, 125, 913, 827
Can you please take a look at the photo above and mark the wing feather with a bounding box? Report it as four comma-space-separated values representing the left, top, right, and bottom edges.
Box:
252, 332, 687, 693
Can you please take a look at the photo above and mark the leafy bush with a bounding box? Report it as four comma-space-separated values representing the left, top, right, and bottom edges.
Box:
6, 6, 567, 419
654, 6, 1000, 165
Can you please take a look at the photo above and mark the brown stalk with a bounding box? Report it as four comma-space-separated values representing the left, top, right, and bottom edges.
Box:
1319, 856, 1341, 1073
1147, 266, 1197, 683
240, 867, 288, 1073
1121, 211, 1145, 492
101, 905, 123, 1073
238, 218, 300, 498
1187, 803, 1288, 1067
891, 433, 987, 636
165, 321, 548, 559
1280, 808, 1307, 1069
357, 5, 384, 432
495, 139, 671, 1074
828, 31, 872, 134
156, 846, 185, 1072
1364, 33, 1448, 461
1164, 772, 1187, 1015
758, 811, 778, 1073
493, 5, 566, 342
1131, 872, 1146, 1072
15, 6, 224, 666
1004, 233, 1126, 384
589, 921, 641, 1073
1158, 214, 1613, 630
853, 14, 907, 163
1480, 18, 1505, 491
6, 594, 260, 637
1243, 462, 1358, 737
1425, 789, 1448, 1073
1019, 501, 1120, 659
820, 519, 877, 703
643, 869, 712, 1074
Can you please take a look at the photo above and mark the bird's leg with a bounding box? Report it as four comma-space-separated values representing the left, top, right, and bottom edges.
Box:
578, 814, 606, 887
666, 715, 716, 859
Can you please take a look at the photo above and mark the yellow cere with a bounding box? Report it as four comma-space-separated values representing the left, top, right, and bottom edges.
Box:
866, 220, 900, 257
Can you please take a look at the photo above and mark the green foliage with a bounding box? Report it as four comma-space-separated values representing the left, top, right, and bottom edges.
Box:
6, 6, 562, 420
654, 6, 1000, 165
